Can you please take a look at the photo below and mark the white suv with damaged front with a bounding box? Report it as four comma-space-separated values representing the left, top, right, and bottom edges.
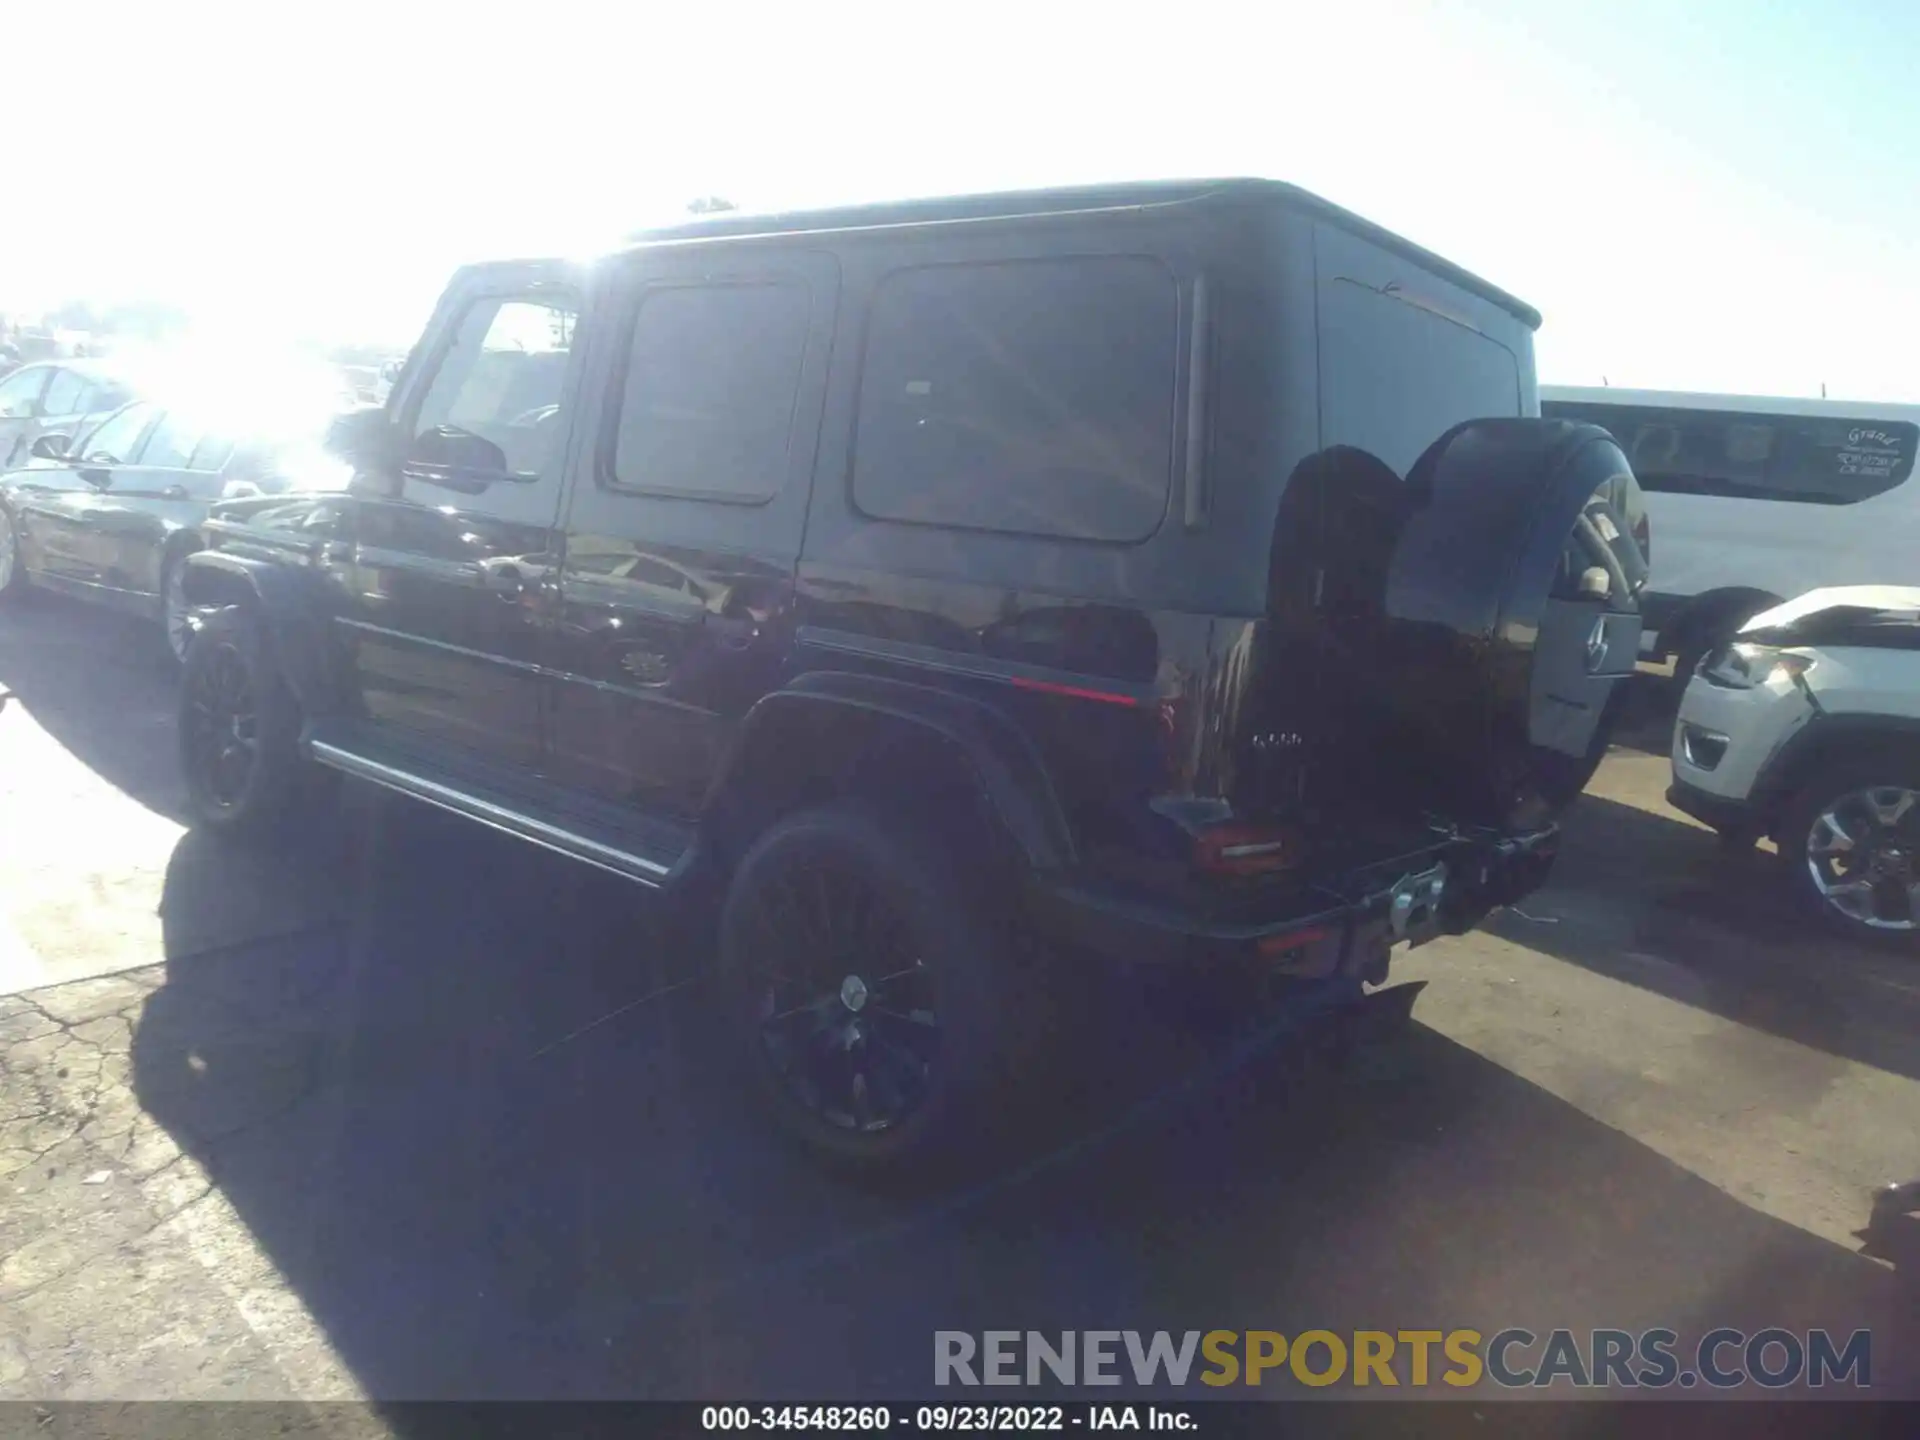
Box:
1669, 585, 1920, 947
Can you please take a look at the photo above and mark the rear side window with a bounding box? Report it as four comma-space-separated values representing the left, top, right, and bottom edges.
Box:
80, 403, 157, 464
81, 381, 131, 414
1545, 401, 1917, 505
189, 435, 237, 472
609, 282, 813, 503
852, 257, 1179, 542
41, 369, 88, 416
139, 412, 204, 469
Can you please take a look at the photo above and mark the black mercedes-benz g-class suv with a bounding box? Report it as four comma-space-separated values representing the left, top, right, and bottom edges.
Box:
176, 179, 1648, 1174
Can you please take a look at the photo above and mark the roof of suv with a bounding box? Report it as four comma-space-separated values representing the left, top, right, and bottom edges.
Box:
623, 177, 1541, 329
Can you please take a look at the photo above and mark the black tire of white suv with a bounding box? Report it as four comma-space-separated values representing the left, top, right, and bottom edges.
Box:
715, 802, 1038, 1184
1779, 756, 1920, 950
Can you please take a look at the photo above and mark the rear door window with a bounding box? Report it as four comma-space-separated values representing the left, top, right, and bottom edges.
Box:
40, 368, 88, 417
79, 403, 158, 464
80, 381, 132, 414
139, 413, 204, 470
608, 282, 813, 503
852, 256, 1179, 542
189, 435, 237, 472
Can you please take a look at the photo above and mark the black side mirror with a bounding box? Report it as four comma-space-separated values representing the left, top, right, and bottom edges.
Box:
29, 433, 68, 460
401, 426, 510, 494
77, 462, 112, 487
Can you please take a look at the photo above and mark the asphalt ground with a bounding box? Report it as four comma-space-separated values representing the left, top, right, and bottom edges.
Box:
0, 587, 1914, 1416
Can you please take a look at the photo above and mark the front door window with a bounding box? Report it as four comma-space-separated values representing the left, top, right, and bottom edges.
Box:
411, 297, 575, 485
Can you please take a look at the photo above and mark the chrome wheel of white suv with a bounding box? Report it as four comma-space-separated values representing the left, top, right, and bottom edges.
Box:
1786, 768, 1920, 946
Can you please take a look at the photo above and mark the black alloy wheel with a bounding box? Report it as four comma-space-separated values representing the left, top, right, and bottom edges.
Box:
717, 804, 1028, 1177
737, 850, 941, 1135
176, 605, 326, 834
182, 639, 261, 813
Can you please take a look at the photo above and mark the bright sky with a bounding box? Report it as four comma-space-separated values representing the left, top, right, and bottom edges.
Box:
4, 0, 1916, 401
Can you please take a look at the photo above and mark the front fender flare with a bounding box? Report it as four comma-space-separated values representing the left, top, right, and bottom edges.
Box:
180, 550, 340, 714
1755, 711, 1920, 813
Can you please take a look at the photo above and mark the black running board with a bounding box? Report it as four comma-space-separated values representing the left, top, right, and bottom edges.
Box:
305, 725, 695, 888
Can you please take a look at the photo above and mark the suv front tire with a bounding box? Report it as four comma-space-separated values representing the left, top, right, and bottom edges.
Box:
1779, 755, 1920, 949
178, 605, 331, 835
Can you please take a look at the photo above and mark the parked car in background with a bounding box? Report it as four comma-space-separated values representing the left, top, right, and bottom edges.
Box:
0, 398, 351, 660
0, 359, 136, 471
1669, 585, 1920, 947
1543, 386, 1920, 688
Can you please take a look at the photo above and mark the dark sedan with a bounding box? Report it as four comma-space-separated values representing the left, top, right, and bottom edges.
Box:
0, 399, 350, 660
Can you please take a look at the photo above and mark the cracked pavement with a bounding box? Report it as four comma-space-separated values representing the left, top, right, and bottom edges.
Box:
0, 973, 356, 1400
2, 592, 1916, 1408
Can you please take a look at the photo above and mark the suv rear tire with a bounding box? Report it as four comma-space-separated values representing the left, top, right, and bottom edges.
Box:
715, 803, 1029, 1182
1779, 756, 1920, 950
178, 605, 333, 835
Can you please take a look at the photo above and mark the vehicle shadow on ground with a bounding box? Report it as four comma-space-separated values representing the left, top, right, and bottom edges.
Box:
128, 795, 1912, 1407
1489, 791, 1920, 1084
0, 589, 188, 823
1604, 672, 1678, 759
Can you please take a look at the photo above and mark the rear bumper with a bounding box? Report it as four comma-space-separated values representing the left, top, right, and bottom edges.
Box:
1028, 826, 1559, 978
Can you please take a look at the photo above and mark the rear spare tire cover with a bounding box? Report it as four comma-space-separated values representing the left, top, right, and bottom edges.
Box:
1369, 419, 1647, 829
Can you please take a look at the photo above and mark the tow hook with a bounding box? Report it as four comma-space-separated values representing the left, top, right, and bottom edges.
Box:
1387, 863, 1448, 946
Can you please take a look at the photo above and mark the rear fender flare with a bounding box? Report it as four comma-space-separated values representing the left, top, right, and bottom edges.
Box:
706, 671, 1078, 875
178, 550, 340, 713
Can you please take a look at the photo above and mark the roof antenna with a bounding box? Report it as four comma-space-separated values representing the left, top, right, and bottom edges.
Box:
1602, 376, 1609, 387
1821, 382, 1828, 398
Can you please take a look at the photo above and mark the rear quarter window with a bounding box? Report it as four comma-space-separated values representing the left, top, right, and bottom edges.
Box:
851, 256, 1179, 543
1319, 278, 1522, 478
